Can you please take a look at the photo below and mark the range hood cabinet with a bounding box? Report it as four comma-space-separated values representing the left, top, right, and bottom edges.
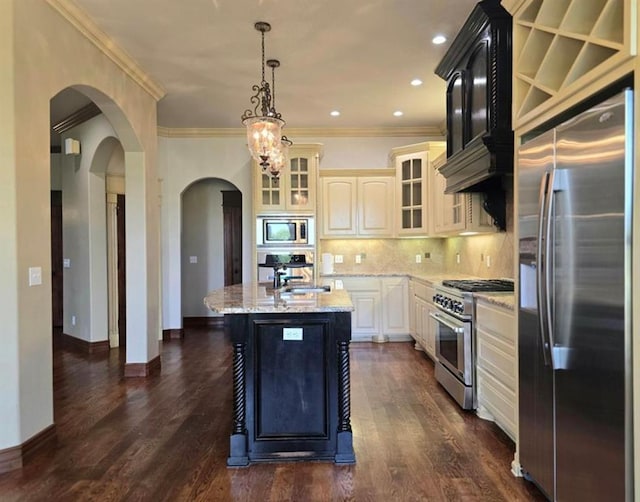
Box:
435, 0, 512, 231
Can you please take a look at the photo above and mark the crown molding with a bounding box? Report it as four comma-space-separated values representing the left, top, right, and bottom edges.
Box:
389, 140, 446, 158
157, 127, 242, 138
319, 168, 396, 177
157, 125, 444, 139
46, 0, 166, 101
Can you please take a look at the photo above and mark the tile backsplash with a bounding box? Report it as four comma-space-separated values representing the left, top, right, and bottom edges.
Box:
319, 238, 446, 275
319, 233, 513, 279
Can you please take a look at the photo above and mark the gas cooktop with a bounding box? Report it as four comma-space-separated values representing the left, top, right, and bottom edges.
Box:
441, 279, 514, 293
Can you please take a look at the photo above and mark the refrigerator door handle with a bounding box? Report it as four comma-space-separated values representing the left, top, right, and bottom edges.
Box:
543, 170, 556, 369
536, 171, 551, 366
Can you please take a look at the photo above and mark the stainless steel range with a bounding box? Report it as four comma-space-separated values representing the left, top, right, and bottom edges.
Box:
431, 279, 514, 409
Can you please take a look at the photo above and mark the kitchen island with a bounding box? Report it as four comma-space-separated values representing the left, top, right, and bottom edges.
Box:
204, 283, 356, 466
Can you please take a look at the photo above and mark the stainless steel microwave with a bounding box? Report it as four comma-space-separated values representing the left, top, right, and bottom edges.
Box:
257, 217, 314, 246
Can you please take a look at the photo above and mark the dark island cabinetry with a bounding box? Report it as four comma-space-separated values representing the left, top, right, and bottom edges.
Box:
226, 311, 355, 466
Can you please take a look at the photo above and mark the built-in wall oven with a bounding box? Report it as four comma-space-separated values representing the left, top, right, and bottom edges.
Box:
431, 279, 514, 410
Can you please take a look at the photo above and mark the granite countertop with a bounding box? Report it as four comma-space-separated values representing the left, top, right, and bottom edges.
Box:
204, 282, 354, 314
474, 292, 515, 311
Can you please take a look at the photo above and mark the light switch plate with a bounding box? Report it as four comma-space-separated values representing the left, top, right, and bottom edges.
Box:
189, 256, 198, 264
28, 267, 42, 286
63, 258, 71, 268
415, 254, 422, 263
283, 327, 303, 341
355, 254, 362, 264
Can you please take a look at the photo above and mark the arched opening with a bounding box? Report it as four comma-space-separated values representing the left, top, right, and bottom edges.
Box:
48, 84, 150, 368
181, 178, 242, 327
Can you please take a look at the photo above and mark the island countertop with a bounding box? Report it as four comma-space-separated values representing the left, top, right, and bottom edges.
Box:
204, 282, 354, 314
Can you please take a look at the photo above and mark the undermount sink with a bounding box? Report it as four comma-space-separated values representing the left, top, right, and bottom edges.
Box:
282, 284, 331, 294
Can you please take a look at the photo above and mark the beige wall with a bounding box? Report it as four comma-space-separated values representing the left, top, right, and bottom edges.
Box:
0, 0, 160, 451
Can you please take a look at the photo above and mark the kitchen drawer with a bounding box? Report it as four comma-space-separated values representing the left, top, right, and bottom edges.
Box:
412, 280, 433, 302
339, 277, 381, 291
477, 366, 516, 441
476, 325, 516, 392
475, 300, 515, 345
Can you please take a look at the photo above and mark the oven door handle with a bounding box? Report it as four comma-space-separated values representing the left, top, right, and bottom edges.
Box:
429, 312, 464, 334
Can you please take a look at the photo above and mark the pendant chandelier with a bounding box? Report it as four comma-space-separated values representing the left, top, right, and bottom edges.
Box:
241, 21, 291, 179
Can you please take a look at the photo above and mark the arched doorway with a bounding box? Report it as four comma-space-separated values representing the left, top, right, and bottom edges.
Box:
181, 178, 242, 326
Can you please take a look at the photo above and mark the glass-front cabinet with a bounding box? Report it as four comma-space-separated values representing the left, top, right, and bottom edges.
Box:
400, 155, 424, 231
254, 144, 322, 214
390, 142, 446, 236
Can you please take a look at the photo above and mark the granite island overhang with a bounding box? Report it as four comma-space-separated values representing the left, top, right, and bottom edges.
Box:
204, 283, 356, 466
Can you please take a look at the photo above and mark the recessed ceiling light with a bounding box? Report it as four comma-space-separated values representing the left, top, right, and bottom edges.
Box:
432, 35, 447, 45
393, 111, 404, 117
330, 110, 340, 117
411, 79, 423, 86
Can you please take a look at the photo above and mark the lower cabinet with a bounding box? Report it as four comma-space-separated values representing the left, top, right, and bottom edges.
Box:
409, 279, 437, 360
322, 276, 409, 342
475, 298, 517, 441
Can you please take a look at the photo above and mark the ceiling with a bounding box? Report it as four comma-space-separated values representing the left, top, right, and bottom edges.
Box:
58, 0, 481, 131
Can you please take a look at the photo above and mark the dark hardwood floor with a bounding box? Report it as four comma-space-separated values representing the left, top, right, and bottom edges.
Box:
0, 328, 546, 501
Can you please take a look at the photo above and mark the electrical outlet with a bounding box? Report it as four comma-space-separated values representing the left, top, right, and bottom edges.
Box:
189, 256, 198, 264
415, 254, 422, 263
334, 255, 343, 264
486, 255, 491, 268
335, 279, 344, 289
355, 254, 362, 264
456, 253, 461, 264
71, 315, 76, 326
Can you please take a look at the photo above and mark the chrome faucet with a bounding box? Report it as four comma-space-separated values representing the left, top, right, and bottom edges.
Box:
273, 269, 303, 289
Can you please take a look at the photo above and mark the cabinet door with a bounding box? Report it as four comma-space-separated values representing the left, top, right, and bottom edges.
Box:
381, 278, 408, 335
256, 169, 286, 212
350, 291, 381, 339
424, 303, 438, 359
321, 178, 357, 236
414, 297, 426, 350
447, 72, 465, 156
408, 281, 416, 337
432, 160, 467, 235
254, 145, 319, 214
358, 177, 395, 236
397, 153, 428, 235
467, 41, 489, 144
286, 154, 315, 212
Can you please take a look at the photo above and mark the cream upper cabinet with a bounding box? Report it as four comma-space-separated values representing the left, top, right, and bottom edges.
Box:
357, 177, 395, 237
390, 142, 445, 236
320, 177, 357, 236
319, 170, 395, 238
430, 151, 495, 236
254, 144, 322, 215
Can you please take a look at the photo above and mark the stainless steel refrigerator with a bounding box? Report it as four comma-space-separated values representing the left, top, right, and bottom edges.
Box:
518, 88, 633, 501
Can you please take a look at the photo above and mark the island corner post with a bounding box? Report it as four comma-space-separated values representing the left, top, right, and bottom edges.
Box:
225, 311, 355, 466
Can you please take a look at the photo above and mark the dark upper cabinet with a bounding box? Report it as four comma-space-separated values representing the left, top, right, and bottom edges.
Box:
435, 0, 512, 230
468, 42, 488, 142
448, 72, 465, 156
